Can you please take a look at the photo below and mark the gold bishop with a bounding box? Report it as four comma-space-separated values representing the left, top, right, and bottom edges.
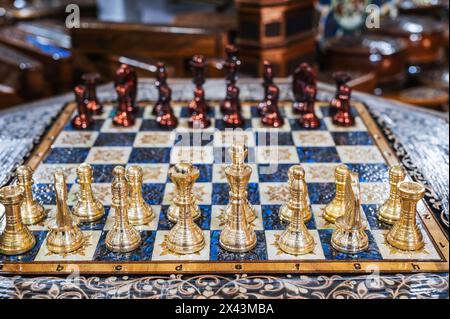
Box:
106, 166, 141, 253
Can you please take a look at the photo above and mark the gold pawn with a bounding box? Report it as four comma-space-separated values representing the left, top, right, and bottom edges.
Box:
220, 145, 257, 253
386, 181, 425, 251
16, 165, 46, 225
126, 165, 154, 226
0, 185, 35, 255
377, 165, 406, 225
331, 172, 369, 254
324, 164, 350, 224
105, 166, 141, 253
73, 163, 105, 223
46, 171, 85, 254
224, 144, 256, 223
166, 162, 205, 254
279, 165, 312, 223
277, 165, 315, 255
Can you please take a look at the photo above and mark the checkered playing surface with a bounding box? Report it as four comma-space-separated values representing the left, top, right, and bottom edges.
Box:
1, 101, 441, 263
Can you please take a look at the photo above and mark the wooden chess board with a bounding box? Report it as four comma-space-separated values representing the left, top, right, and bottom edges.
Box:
0, 99, 448, 275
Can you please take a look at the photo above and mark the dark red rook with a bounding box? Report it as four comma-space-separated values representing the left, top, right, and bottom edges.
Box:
113, 84, 135, 127
261, 84, 284, 128
299, 85, 320, 129
333, 85, 355, 127
72, 85, 92, 130
330, 72, 352, 116
82, 73, 103, 115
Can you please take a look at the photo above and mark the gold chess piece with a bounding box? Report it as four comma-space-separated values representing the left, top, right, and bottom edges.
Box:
279, 165, 312, 223
106, 166, 141, 253
224, 144, 256, 223
167, 162, 201, 223
386, 181, 425, 251
277, 165, 315, 255
331, 172, 369, 254
377, 165, 406, 225
0, 186, 35, 255
220, 144, 257, 253
46, 171, 85, 254
166, 162, 205, 254
324, 164, 350, 224
126, 165, 154, 226
73, 163, 105, 223
16, 165, 46, 225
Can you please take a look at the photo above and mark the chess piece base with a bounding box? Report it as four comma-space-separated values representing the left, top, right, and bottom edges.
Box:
105, 227, 141, 253
333, 111, 355, 127
386, 223, 425, 251
377, 202, 401, 225
73, 200, 105, 223
113, 112, 135, 127
20, 202, 46, 226
331, 218, 369, 254
300, 114, 320, 129
279, 204, 312, 224
46, 223, 85, 254
128, 203, 155, 226
278, 226, 315, 255
167, 204, 201, 223
71, 115, 91, 130
0, 227, 36, 256
157, 112, 178, 128
219, 228, 257, 253
262, 111, 284, 128
166, 223, 205, 254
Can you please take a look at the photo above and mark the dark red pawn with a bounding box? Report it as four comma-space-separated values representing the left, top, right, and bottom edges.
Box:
223, 85, 244, 128
330, 72, 352, 116
261, 85, 284, 128
82, 73, 103, 115
113, 84, 135, 127
299, 86, 320, 129
333, 85, 355, 127
156, 86, 178, 129
72, 85, 92, 130
292, 63, 316, 114
258, 60, 275, 116
189, 87, 211, 129
115, 64, 137, 113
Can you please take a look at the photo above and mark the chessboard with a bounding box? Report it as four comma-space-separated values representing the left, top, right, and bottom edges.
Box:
0, 99, 448, 275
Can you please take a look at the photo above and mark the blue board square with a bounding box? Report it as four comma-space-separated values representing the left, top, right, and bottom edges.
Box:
210, 230, 268, 261
129, 148, 171, 163
297, 147, 341, 163
255, 132, 294, 146
90, 164, 116, 183
33, 183, 73, 205
307, 183, 335, 205
332, 132, 374, 146
141, 119, 174, 131
94, 133, 136, 147
261, 205, 316, 230
212, 183, 260, 205
258, 164, 290, 183
78, 206, 110, 231
346, 164, 389, 183
318, 229, 382, 260
174, 132, 214, 147
43, 147, 90, 164
363, 204, 390, 230
93, 231, 156, 261
142, 184, 166, 205
0, 231, 46, 262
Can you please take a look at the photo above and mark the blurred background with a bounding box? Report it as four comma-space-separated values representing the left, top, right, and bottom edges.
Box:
0, 0, 448, 112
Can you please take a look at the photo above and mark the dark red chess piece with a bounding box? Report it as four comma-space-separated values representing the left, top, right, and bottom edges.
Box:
189, 55, 210, 114
72, 85, 92, 130
82, 73, 103, 115
333, 85, 355, 127
292, 63, 316, 114
113, 83, 135, 127
153, 62, 169, 116
156, 85, 178, 129
115, 64, 136, 114
330, 71, 352, 116
261, 84, 284, 128
223, 85, 244, 128
299, 85, 320, 129
189, 87, 211, 129
221, 44, 240, 114
258, 60, 275, 116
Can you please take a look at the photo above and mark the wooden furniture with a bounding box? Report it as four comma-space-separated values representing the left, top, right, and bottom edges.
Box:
0, 84, 23, 109
235, 0, 317, 77
0, 43, 46, 99
324, 35, 408, 88
318, 71, 378, 94
71, 21, 229, 77
0, 21, 73, 93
